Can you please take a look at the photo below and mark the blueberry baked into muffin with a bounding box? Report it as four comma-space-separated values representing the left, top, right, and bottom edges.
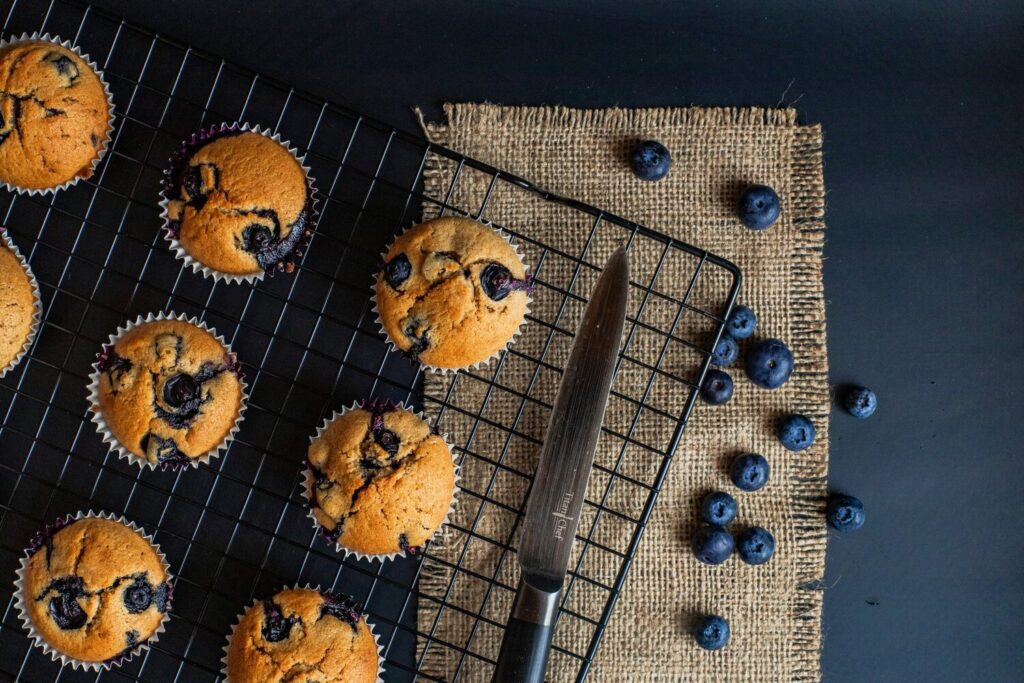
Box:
306, 400, 456, 557
374, 216, 530, 370
224, 587, 380, 682
0, 35, 112, 191
89, 315, 245, 469
0, 230, 39, 376
162, 124, 316, 280
15, 514, 172, 668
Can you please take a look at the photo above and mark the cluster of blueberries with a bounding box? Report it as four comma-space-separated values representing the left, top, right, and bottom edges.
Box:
631, 139, 873, 652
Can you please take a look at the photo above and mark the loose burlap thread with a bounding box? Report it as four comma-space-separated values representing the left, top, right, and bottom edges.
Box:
416, 104, 827, 681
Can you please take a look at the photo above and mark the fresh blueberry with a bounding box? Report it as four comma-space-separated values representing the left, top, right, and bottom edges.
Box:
630, 140, 672, 181
700, 369, 733, 405
694, 615, 730, 650
777, 414, 815, 452
711, 335, 740, 367
827, 494, 866, 533
700, 491, 738, 526
737, 184, 781, 230
725, 305, 757, 340
122, 576, 153, 613
736, 526, 776, 565
163, 374, 199, 408
384, 253, 412, 289
691, 524, 734, 565
843, 386, 877, 419
480, 263, 530, 301
730, 453, 770, 492
745, 339, 794, 389
47, 577, 87, 630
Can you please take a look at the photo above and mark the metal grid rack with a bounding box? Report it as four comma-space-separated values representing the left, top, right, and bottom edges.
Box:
0, 0, 740, 680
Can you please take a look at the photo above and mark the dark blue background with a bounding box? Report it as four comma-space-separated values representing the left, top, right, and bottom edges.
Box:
87, 1, 1024, 680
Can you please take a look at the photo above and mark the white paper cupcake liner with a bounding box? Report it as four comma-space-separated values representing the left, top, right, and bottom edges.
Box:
302, 399, 461, 562
86, 311, 248, 470
0, 228, 42, 379
158, 122, 320, 284
220, 584, 385, 683
372, 218, 532, 374
13, 510, 174, 672
0, 33, 115, 196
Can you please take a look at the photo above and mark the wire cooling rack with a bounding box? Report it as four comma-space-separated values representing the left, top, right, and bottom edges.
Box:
0, 0, 740, 680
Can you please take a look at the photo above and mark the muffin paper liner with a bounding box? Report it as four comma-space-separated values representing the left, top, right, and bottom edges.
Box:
13, 510, 174, 672
0, 228, 42, 379
0, 33, 115, 196
86, 311, 248, 470
302, 400, 461, 562
372, 218, 532, 374
220, 584, 385, 683
158, 122, 320, 284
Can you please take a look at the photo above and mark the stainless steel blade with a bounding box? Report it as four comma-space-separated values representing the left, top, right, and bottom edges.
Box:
517, 245, 630, 591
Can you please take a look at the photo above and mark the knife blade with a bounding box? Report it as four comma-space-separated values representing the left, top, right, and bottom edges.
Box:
493, 245, 630, 683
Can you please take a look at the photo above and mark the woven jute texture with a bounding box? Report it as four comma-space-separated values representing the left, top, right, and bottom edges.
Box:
416, 104, 827, 681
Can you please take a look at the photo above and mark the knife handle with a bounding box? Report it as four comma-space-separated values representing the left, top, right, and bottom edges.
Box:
492, 577, 560, 683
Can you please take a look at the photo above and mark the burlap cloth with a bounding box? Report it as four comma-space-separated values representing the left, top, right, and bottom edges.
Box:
415, 104, 827, 681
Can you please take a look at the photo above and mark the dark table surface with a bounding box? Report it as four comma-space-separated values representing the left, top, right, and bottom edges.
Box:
44, 1, 1024, 680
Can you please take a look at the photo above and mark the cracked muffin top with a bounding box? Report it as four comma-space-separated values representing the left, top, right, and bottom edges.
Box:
19, 516, 171, 665
92, 318, 244, 469
163, 128, 314, 277
0, 39, 111, 190
0, 236, 36, 372
307, 401, 455, 557
374, 216, 530, 369
225, 587, 379, 683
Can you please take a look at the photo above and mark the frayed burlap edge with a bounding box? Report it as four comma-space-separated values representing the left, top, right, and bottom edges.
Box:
416, 104, 828, 681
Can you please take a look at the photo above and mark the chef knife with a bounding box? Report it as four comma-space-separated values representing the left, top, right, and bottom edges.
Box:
492, 245, 630, 683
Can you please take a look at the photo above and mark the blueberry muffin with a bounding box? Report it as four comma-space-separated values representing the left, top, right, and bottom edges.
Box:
224, 587, 380, 682
16, 514, 172, 667
89, 316, 245, 469
0, 36, 111, 191
0, 231, 38, 375
375, 216, 530, 369
307, 400, 456, 557
162, 125, 315, 279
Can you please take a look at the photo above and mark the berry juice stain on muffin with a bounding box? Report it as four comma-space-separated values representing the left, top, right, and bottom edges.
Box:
18, 516, 171, 666
375, 216, 530, 369
163, 126, 315, 278
0, 38, 111, 190
0, 234, 37, 373
307, 400, 455, 557
92, 317, 244, 469
225, 587, 380, 682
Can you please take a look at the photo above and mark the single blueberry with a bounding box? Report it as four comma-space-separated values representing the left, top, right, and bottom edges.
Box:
163, 374, 199, 408
44, 52, 79, 81
827, 494, 866, 533
243, 224, 274, 253
375, 429, 400, 457
726, 305, 757, 340
730, 453, 770, 492
694, 614, 730, 650
711, 335, 740, 367
122, 576, 153, 614
777, 414, 815, 451
384, 253, 412, 289
48, 577, 87, 630
700, 369, 733, 405
745, 339, 794, 389
700, 491, 738, 526
691, 524, 734, 565
737, 184, 781, 230
630, 140, 673, 181
480, 263, 525, 301
736, 526, 776, 565
843, 386, 877, 419
261, 599, 298, 643
320, 592, 362, 626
